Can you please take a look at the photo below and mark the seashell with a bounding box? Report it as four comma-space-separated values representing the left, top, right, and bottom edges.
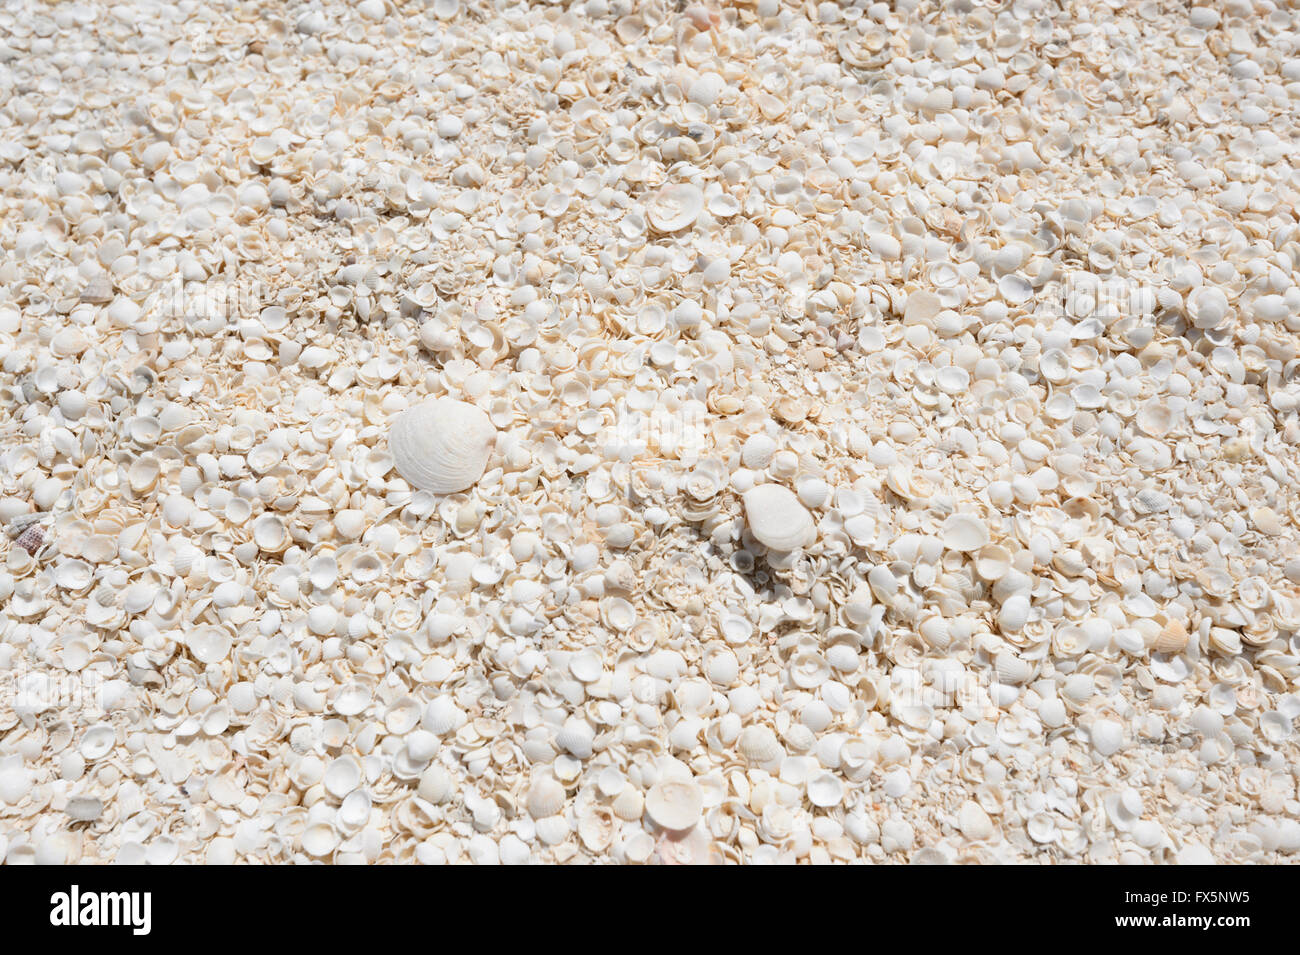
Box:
307, 605, 339, 636
66, 795, 104, 822
337, 790, 371, 832
741, 434, 777, 470
742, 484, 815, 551
719, 613, 753, 646
79, 724, 116, 761
0, 757, 34, 805
600, 596, 636, 632
789, 650, 831, 689
334, 510, 367, 540
53, 558, 93, 591
997, 595, 1031, 633
252, 514, 288, 552
738, 725, 783, 766
556, 718, 595, 760
611, 784, 644, 822
1260, 711, 1293, 744
308, 555, 338, 590
384, 698, 422, 736
423, 697, 464, 736
578, 806, 617, 853
418, 766, 452, 805
1187, 287, 1229, 329
994, 651, 1034, 685
958, 800, 994, 842
186, 626, 232, 666
350, 552, 384, 584
333, 681, 371, 716
389, 398, 497, 494
324, 757, 362, 800
12, 522, 48, 557
1153, 618, 1189, 654
646, 183, 704, 233
806, 772, 844, 808
1090, 719, 1124, 757
526, 775, 566, 819
301, 823, 338, 858
941, 513, 989, 552
645, 778, 703, 832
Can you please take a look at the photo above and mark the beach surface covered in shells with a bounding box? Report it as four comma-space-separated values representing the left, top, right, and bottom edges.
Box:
1, 0, 1299, 864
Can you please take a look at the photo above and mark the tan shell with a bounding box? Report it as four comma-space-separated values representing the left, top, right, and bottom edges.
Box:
1153, 618, 1189, 654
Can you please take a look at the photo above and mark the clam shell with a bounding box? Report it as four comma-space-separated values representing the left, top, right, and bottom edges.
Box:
742, 483, 815, 551
301, 823, 338, 858
389, 398, 496, 494
646, 183, 703, 233
1153, 618, 1189, 654
526, 775, 566, 819
187, 626, 232, 665
644, 778, 703, 832
807, 771, 844, 808
324, 756, 362, 799
738, 724, 783, 765
578, 806, 617, 852
941, 513, 989, 552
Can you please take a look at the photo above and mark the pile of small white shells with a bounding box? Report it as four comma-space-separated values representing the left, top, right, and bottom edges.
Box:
1, 0, 1299, 865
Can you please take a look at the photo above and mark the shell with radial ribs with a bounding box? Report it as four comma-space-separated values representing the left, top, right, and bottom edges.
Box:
389, 398, 497, 494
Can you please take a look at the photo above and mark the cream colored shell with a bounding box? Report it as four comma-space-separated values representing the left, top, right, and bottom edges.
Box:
742, 483, 815, 551
389, 398, 496, 494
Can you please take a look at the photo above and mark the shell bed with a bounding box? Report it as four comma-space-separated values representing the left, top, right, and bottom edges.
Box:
1, 0, 1299, 865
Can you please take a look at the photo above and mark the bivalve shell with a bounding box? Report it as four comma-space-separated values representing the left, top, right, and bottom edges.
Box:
644, 778, 703, 832
742, 484, 815, 551
646, 183, 704, 233
389, 398, 496, 494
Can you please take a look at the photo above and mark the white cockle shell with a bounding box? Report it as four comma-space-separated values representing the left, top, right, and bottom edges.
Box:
742, 483, 815, 551
389, 398, 496, 494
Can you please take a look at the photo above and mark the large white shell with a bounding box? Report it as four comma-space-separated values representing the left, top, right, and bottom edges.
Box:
742, 484, 815, 551
644, 778, 703, 831
526, 775, 565, 819
389, 398, 496, 494
646, 183, 703, 232
941, 513, 989, 552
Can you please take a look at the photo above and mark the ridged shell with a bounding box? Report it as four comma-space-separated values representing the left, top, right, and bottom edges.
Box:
389, 398, 496, 494
526, 775, 565, 819
646, 183, 703, 233
1153, 618, 1190, 654
742, 484, 814, 551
